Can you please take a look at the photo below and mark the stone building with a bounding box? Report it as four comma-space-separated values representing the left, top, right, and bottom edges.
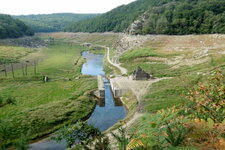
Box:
132, 66, 151, 80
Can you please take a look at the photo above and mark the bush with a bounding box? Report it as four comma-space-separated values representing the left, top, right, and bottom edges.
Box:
187, 70, 225, 123
184, 119, 225, 150
128, 108, 189, 150
165, 121, 189, 147
111, 127, 133, 150
0, 96, 3, 106
54, 121, 100, 148
13, 134, 30, 150
6, 97, 16, 105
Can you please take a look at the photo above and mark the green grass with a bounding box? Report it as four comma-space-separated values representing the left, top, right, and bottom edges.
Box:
0, 40, 98, 147
0, 45, 35, 64
120, 48, 159, 62
119, 46, 225, 113
120, 48, 225, 78
121, 38, 225, 150
143, 75, 202, 112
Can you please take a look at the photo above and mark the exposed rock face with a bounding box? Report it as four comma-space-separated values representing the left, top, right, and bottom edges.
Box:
132, 66, 152, 80
127, 12, 149, 35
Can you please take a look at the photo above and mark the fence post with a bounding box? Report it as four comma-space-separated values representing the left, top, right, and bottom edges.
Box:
11, 63, 14, 78
3, 62, 7, 77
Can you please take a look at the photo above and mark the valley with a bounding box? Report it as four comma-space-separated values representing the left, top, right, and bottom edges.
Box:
0, 32, 224, 149
1, 0, 225, 149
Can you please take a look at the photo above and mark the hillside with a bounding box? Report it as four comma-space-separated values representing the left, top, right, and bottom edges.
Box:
0, 14, 34, 39
65, 0, 225, 35
14, 13, 100, 32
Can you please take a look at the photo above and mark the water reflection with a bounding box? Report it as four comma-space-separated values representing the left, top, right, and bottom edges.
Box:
29, 51, 126, 150
87, 79, 126, 132
81, 51, 105, 76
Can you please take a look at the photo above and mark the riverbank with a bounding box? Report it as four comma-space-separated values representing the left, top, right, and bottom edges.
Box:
0, 40, 98, 148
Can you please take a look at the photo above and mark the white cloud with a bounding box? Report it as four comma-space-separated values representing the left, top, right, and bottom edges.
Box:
0, 0, 136, 15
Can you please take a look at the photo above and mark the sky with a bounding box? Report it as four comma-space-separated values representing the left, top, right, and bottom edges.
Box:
0, 0, 136, 15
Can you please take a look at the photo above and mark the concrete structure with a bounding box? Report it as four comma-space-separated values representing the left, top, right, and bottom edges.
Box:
110, 78, 128, 98
132, 66, 151, 80
97, 75, 105, 98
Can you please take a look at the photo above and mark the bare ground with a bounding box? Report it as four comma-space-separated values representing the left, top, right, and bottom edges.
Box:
113, 34, 225, 69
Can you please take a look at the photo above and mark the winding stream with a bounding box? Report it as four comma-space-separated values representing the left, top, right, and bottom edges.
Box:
29, 51, 127, 150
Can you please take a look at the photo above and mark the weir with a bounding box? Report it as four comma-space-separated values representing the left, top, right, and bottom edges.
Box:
110, 78, 128, 98
97, 75, 105, 98
29, 51, 126, 150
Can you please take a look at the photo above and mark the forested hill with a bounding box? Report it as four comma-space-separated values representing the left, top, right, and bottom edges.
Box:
14, 13, 100, 32
65, 0, 225, 35
0, 14, 34, 39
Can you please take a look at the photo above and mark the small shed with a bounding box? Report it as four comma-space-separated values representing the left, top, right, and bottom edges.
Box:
132, 66, 151, 80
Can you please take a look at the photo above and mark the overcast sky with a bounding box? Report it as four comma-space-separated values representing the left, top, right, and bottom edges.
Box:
0, 0, 136, 15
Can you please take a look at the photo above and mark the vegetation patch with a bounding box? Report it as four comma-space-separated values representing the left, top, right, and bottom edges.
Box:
120, 48, 159, 62
143, 75, 202, 112
0, 45, 35, 64
0, 40, 98, 148
0, 14, 33, 39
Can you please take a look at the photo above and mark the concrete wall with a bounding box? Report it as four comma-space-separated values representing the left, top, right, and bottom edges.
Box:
97, 75, 105, 98
110, 78, 128, 98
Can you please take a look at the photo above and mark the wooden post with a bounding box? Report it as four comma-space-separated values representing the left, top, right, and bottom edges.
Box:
3, 63, 7, 77
11, 63, 14, 78
21, 63, 25, 77
25, 60, 29, 76
34, 61, 37, 75
25, 64, 28, 76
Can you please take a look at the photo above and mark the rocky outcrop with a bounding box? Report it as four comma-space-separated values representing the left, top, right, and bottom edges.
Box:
127, 12, 149, 35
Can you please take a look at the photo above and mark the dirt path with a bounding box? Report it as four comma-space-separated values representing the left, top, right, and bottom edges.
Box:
106, 47, 127, 74
107, 77, 170, 149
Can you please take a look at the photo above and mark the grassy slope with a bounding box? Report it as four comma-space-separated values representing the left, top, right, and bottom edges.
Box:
0, 45, 35, 64
0, 38, 97, 147
119, 35, 225, 131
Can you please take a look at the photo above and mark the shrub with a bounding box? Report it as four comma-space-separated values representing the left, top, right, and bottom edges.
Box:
128, 108, 189, 150
6, 97, 16, 105
187, 70, 225, 123
0, 96, 3, 106
13, 134, 30, 150
111, 127, 133, 150
94, 134, 111, 150
54, 121, 100, 148
184, 119, 225, 150
165, 121, 189, 147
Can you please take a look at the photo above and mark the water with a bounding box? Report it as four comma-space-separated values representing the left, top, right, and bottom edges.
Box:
83, 51, 126, 131
29, 51, 127, 150
81, 51, 105, 76
87, 80, 126, 132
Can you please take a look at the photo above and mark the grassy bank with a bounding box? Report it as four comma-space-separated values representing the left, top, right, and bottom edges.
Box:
0, 45, 36, 64
119, 36, 225, 113
118, 35, 225, 149
0, 39, 98, 148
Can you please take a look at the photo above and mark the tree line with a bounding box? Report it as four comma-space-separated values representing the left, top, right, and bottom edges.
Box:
0, 14, 34, 39
133, 0, 225, 35
14, 13, 100, 32
65, 0, 225, 35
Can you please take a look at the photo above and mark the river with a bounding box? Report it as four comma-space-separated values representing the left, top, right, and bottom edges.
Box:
29, 51, 127, 150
